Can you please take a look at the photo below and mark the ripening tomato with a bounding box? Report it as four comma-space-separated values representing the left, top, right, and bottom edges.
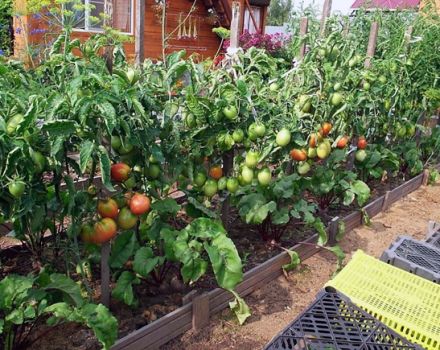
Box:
290, 149, 307, 162
317, 142, 331, 160
111, 163, 131, 182
209, 166, 223, 180
129, 193, 151, 215
97, 198, 119, 219
337, 136, 349, 149
80, 223, 96, 244
117, 207, 138, 230
357, 137, 367, 150
309, 133, 318, 148
321, 122, 332, 136
93, 218, 118, 244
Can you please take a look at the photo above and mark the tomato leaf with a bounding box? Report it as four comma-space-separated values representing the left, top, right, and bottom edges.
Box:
228, 290, 251, 325
112, 271, 140, 307
98, 146, 115, 192
79, 140, 95, 174
151, 198, 181, 216
133, 247, 164, 278
42, 120, 77, 137
282, 249, 301, 273
109, 231, 138, 269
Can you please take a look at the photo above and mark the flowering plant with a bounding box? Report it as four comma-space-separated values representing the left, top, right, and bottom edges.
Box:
223, 30, 290, 56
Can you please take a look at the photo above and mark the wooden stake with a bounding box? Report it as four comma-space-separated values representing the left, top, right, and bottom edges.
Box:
364, 22, 379, 68
103, 0, 114, 73
192, 293, 210, 331
422, 169, 430, 186
101, 242, 111, 307
135, 0, 146, 66
298, 17, 309, 59
319, 0, 332, 37
381, 191, 391, 211
328, 216, 340, 246
228, 1, 241, 53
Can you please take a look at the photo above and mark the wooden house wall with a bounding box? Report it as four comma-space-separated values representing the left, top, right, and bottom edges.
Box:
14, 0, 222, 62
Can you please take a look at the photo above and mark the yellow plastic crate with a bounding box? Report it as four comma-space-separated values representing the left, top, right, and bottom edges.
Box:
325, 250, 440, 350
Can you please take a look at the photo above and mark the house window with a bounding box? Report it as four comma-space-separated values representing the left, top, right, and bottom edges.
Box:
243, 6, 261, 34
72, 0, 133, 34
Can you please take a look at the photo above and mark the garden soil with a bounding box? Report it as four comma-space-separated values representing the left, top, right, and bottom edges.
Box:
162, 182, 440, 350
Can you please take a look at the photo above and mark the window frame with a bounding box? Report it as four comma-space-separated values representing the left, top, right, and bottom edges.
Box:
72, 0, 135, 35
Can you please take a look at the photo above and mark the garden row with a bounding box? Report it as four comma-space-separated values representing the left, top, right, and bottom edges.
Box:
0, 5, 439, 350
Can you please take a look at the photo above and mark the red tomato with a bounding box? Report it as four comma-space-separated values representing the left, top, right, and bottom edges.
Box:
209, 166, 223, 180
357, 137, 367, 150
111, 163, 131, 182
321, 122, 332, 136
336, 136, 349, 149
93, 218, 118, 244
97, 198, 119, 219
290, 149, 307, 161
129, 193, 151, 216
309, 133, 317, 148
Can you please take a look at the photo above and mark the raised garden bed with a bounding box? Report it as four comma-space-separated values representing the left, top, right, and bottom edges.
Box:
109, 170, 430, 350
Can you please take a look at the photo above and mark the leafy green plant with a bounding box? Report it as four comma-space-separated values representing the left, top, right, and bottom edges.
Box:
0, 272, 117, 350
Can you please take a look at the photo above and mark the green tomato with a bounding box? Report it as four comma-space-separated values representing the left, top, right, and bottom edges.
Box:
6, 114, 24, 135
124, 176, 136, 190
232, 129, 245, 143
406, 123, 416, 137
333, 82, 342, 91
217, 177, 227, 191
348, 58, 357, 68
308, 147, 317, 159
269, 83, 279, 92
378, 75, 387, 84
223, 106, 238, 120
363, 82, 371, 91
276, 128, 291, 147
226, 177, 239, 193
203, 179, 218, 198
111, 135, 122, 150
384, 99, 392, 111
31, 151, 46, 173
331, 92, 344, 106
243, 138, 252, 149
185, 113, 196, 128
297, 162, 311, 175
254, 123, 266, 137
9, 181, 25, 198
257, 168, 271, 186
245, 151, 259, 169
145, 164, 161, 179
241, 166, 254, 184
118, 142, 134, 155
194, 172, 207, 187
355, 150, 367, 162
396, 124, 407, 138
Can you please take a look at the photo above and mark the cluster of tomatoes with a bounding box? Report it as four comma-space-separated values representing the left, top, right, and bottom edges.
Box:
80, 162, 151, 245
288, 122, 368, 173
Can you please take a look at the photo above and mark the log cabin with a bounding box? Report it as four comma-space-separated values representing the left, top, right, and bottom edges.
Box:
13, 0, 271, 62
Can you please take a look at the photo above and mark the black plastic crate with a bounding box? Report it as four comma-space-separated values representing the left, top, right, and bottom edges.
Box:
426, 231, 440, 250
264, 290, 423, 350
381, 235, 440, 283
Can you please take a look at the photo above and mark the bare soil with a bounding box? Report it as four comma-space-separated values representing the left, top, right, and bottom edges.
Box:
162, 182, 440, 350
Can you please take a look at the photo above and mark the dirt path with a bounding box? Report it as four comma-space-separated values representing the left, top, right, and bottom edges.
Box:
163, 182, 440, 350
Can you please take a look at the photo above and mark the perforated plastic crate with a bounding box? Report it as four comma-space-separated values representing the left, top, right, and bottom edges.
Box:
264, 290, 423, 350
427, 231, 440, 250
326, 250, 440, 350
381, 236, 440, 283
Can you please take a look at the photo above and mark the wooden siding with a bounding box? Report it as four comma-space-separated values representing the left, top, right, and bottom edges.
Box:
14, 0, 223, 62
